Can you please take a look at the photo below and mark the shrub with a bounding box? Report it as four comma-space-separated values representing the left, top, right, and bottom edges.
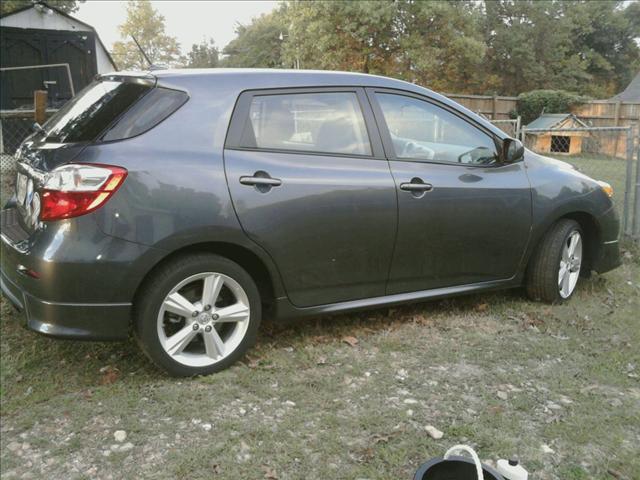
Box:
517, 90, 589, 124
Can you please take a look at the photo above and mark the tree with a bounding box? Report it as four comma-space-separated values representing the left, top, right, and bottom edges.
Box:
393, 1, 488, 93
111, 1, 182, 70
0, 0, 82, 15
186, 39, 218, 68
221, 9, 286, 68
482, 0, 640, 97
565, 0, 640, 97
282, 1, 486, 92
217, 0, 639, 96
282, 1, 397, 73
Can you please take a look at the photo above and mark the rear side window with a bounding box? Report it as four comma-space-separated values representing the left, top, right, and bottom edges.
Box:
102, 87, 188, 142
43, 80, 151, 143
239, 92, 372, 156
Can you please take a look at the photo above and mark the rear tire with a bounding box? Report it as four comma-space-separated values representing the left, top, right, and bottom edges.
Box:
526, 219, 584, 303
134, 254, 261, 377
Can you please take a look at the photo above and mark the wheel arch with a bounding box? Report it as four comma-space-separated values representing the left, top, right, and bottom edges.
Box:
132, 241, 284, 314
526, 210, 601, 275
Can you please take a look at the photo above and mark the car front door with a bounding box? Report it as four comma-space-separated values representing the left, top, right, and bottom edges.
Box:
224, 88, 397, 307
367, 89, 532, 294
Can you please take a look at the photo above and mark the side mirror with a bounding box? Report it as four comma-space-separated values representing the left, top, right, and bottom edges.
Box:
502, 138, 524, 163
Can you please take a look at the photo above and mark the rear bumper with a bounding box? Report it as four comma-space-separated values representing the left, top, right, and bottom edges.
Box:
1, 264, 130, 341
0, 207, 152, 341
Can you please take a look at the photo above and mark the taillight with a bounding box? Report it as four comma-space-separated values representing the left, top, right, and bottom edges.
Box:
40, 164, 127, 221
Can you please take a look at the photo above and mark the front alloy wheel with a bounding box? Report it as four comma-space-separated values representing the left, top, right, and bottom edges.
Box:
136, 254, 261, 376
526, 219, 584, 303
558, 231, 582, 299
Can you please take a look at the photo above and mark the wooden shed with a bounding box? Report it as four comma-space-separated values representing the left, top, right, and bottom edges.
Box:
525, 113, 590, 155
0, 1, 117, 110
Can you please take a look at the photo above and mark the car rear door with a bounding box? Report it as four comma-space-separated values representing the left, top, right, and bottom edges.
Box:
367, 88, 532, 294
224, 87, 397, 307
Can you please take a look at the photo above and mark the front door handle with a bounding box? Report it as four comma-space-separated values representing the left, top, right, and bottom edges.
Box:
239, 171, 282, 192
400, 178, 433, 195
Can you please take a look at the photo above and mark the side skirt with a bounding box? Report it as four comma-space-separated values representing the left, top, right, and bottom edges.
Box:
273, 277, 521, 321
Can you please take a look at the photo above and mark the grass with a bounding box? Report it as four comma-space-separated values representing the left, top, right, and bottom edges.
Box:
1, 246, 639, 479
1, 156, 638, 479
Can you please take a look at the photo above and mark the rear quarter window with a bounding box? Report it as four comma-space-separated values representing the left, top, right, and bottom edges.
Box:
102, 87, 188, 142
41, 79, 188, 144
43, 80, 150, 143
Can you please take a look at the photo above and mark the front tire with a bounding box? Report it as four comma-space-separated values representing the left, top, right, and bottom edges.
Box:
134, 254, 261, 376
526, 219, 584, 303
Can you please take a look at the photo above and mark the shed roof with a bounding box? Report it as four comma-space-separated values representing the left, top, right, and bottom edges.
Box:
611, 71, 640, 102
0, 1, 116, 70
526, 113, 589, 130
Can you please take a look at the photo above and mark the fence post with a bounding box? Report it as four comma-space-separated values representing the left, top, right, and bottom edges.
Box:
516, 116, 522, 140
34, 90, 47, 125
623, 126, 634, 236
633, 126, 640, 239
492, 95, 498, 120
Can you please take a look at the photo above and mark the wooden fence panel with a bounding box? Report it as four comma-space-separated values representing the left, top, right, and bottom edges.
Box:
445, 94, 639, 129
445, 94, 517, 120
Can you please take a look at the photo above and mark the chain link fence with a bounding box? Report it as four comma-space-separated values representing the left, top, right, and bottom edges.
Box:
522, 125, 639, 238
0, 110, 58, 173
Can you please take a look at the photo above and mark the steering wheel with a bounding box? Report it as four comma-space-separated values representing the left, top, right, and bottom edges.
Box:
401, 141, 435, 160
457, 147, 495, 165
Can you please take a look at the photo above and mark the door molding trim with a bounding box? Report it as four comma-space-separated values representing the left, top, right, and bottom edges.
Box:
273, 276, 521, 320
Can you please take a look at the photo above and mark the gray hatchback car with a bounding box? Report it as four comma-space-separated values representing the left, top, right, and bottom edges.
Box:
1, 69, 621, 376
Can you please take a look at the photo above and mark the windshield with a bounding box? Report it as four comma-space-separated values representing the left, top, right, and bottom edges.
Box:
42, 80, 151, 143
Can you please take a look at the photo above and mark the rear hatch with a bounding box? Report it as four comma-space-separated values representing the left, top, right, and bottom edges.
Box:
9, 74, 156, 234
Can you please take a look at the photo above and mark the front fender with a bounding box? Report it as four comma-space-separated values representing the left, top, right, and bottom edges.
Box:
522, 151, 618, 270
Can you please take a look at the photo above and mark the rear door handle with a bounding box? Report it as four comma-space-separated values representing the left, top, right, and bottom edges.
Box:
239, 176, 282, 187
239, 171, 282, 192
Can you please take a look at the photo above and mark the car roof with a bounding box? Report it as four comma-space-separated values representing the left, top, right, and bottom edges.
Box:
152, 68, 417, 87
110, 68, 507, 139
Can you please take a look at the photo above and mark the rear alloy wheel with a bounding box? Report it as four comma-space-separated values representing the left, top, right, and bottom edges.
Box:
526, 219, 584, 303
135, 255, 261, 376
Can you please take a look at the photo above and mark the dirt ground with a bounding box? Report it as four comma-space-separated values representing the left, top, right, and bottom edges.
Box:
1, 243, 639, 479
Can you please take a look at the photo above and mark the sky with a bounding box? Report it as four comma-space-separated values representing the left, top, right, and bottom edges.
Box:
75, 1, 278, 51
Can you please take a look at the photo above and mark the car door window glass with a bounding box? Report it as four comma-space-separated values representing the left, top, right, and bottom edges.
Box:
376, 93, 498, 165
240, 92, 372, 156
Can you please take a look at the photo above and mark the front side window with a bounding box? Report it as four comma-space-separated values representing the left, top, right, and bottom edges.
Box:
376, 93, 498, 166
239, 92, 372, 156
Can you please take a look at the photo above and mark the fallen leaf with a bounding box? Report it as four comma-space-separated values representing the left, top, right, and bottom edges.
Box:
607, 468, 628, 480
244, 355, 263, 369
475, 303, 489, 312
261, 465, 278, 479
211, 463, 221, 474
371, 431, 401, 445
316, 356, 327, 365
99, 366, 120, 385
488, 405, 504, 415
342, 336, 359, 347
310, 335, 331, 344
